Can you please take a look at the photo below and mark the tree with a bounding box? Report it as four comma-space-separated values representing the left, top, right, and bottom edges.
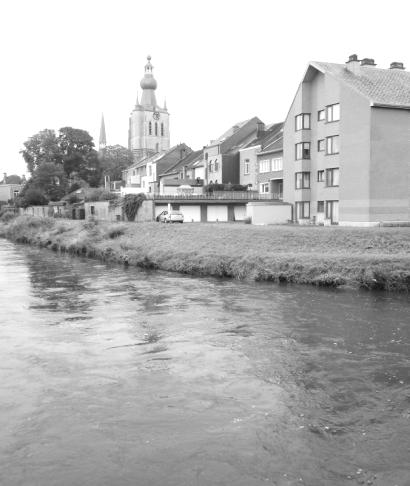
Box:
21, 129, 61, 175
100, 145, 133, 181
5, 174, 22, 184
33, 162, 67, 201
19, 127, 102, 202
80, 150, 103, 187
58, 127, 99, 182
16, 182, 48, 208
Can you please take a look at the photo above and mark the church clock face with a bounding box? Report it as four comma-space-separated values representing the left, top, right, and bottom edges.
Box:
153, 112, 160, 120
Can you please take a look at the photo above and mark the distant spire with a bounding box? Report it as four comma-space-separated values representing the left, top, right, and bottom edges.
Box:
164, 97, 167, 110
99, 113, 106, 151
136, 91, 140, 106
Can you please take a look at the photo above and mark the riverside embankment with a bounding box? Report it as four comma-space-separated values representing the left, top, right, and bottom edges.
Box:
1, 215, 410, 291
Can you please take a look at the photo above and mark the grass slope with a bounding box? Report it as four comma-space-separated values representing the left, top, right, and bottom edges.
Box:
1, 215, 410, 291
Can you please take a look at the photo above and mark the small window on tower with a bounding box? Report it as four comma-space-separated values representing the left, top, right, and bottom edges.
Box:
155, 122, 158, 136
149, 122, 152, 135
161, 123, 164, 136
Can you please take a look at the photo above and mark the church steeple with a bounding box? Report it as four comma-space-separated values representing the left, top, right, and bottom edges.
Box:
140, 55, 157, 107
99, 113, 106, 151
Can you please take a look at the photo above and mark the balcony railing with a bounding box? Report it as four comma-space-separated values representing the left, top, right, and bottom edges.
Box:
145, 192, 283, 201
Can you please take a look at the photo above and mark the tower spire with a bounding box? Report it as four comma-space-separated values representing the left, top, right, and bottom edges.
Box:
140, 55, 157, 107
99, 113, 106, 151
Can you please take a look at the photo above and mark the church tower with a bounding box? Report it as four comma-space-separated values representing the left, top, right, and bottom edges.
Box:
128, 56, 170, 162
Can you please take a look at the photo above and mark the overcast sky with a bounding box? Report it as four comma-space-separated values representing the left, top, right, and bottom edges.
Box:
1, 0, 409, 177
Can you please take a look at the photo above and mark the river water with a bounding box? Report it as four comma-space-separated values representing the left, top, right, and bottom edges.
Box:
0, 239, 409, 486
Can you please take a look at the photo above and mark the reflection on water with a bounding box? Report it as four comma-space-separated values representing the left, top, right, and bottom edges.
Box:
0, 239, 409, 486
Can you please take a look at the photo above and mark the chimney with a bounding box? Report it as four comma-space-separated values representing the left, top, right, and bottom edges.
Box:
360, 58, 376, 67
256, 121, 265, 138
390, 61, 405, 70
3, 172, 7, 183
346, 54, 361, 74
232, 125, 239, 133
180, 148, 186, 160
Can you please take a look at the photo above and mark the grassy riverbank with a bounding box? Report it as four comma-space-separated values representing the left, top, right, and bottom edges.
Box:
1, 215, 410, 291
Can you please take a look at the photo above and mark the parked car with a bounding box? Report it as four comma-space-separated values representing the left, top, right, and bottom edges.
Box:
156, 210, 184, 223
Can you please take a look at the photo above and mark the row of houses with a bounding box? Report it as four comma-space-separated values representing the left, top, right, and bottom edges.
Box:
121, 54, 410, 226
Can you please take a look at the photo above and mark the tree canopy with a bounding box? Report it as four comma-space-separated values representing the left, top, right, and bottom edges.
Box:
18, 127, 102, 206
100, 145, 133, 181
5, 174, 22, 184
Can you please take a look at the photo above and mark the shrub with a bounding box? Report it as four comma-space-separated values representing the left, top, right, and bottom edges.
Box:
18, 187, 48, 208
123, 193, 146, 221
243, 217, 252, 224
0, 211, 16, 222
84, 188, 118, 202
106, 223, 127, 239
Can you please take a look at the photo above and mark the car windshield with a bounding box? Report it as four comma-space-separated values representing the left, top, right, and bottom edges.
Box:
170, 211, 182, 215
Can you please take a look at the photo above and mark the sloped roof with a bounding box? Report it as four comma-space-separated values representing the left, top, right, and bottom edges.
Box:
207, 117, 263, 152
309, 61, 410, 108
212, 119, 249, 144
161, 149, 203, 176
244, 122, 284, 149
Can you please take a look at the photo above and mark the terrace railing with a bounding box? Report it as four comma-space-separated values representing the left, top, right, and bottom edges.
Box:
145, 192, 283, 201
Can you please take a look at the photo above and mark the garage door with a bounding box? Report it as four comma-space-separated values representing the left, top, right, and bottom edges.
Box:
179, 205, 201, 222
233, 205, 246, 221
207, 205, 228, 222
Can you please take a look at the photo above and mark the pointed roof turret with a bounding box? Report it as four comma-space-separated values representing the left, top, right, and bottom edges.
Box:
99, 113, 106, 150
140, 55, 157, 107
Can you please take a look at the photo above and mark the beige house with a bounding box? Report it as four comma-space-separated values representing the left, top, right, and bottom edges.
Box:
283, 54, 410, 225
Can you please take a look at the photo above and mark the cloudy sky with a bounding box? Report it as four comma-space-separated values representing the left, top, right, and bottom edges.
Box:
1, 0, 409, 177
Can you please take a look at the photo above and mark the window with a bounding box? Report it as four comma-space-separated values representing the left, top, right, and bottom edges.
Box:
326, 168, 340, 187
295, 142, 310, 160
205, 153, 208, 161
295, 172, 310, 189
155, 122, 158, 136
317, 170, 324, 182
318, 109, 325, 121
272, 157, 283, 171
260, 182, 270, 193
148, 121, 152, 135
317, 139, 325, 152
209, 161, 214, 173
317, 201, 324, 213
148, 165, 152, 176
326, 135, 339, 155
90, 206, 95, 215
244, 159, 250, 175
326, 103, 340, 122
295, 201, 310, 219
295, 113, 311, 131
214, 160, 219, 171
326, 200, 339, 223
259, 159, 271, 173
161, 123, 164, 136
